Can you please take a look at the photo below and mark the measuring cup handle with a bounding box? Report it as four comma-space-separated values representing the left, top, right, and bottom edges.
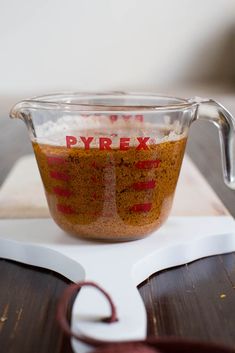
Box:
195, 98, 235, 190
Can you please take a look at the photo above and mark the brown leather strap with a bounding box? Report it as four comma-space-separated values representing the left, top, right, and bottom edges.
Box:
57, 281, 235, 353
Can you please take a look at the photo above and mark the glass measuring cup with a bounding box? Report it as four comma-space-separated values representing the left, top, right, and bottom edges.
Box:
10, 93, 235, 241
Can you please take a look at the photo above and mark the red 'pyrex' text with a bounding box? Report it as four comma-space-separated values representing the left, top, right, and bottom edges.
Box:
66, 136, 150, 150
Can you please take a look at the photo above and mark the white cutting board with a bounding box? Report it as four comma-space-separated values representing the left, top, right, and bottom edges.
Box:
0, 154, 234, 353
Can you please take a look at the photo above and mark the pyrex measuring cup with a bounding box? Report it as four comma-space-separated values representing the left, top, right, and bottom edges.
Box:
10, 93, 235, 241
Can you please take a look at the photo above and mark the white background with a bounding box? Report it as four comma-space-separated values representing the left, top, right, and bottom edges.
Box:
0, 0, 235, 95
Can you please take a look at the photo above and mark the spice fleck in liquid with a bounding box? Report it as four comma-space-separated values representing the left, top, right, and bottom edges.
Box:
33, 134, 187, 241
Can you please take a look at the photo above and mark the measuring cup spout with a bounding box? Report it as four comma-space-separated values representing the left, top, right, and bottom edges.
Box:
10, 100, 30, 120
10, 100, 36, 138
195, 98, 235, 190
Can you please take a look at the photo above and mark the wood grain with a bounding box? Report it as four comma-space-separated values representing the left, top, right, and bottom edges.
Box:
139, 253, 235, 346
0, 260, 72, 353
0, 95, 235, 352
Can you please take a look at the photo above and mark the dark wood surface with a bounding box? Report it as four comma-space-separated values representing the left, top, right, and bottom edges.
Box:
0, 96, 235, 352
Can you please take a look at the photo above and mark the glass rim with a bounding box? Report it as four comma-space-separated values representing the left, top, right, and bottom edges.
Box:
18, 91, 198, 113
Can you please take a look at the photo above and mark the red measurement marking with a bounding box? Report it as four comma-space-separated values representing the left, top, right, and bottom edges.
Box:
135, 159, 161, 169
47, 156, 66, 166
50, 171, 70, 181
53, 187, 72, 197
135, 114, 144, 122
132, 180, 156, 190
57, 204, 74, 214
109, 115, 118, 123
130, 203, 152, 212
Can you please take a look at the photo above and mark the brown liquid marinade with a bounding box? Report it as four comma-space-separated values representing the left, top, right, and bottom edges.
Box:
33, 137, 187, 241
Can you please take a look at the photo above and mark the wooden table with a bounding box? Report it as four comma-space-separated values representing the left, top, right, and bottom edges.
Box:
0, 95, 235, 353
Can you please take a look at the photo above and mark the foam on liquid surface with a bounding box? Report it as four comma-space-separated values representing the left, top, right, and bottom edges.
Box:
34, 115, 187, 147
